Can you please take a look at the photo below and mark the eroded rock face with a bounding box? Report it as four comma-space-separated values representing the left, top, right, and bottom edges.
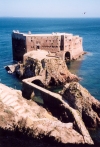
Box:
59, 82, 100, 128
15, 57, 79, 87
0, 83, 85, 145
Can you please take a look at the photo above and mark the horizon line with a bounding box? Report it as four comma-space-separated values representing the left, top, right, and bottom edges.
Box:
0, 16, 100, 19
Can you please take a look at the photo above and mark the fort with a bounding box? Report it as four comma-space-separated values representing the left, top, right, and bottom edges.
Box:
12, 31, 84, 61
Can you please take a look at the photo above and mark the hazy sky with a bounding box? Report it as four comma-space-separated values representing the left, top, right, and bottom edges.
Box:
0, 0, 100, 18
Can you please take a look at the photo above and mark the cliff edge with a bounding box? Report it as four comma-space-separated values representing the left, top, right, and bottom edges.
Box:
0, 83, 87, 145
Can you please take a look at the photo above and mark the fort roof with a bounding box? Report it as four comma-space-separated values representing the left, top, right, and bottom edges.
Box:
12, 30, 73, 37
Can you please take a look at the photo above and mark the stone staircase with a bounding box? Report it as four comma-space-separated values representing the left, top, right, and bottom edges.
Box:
0, 86, 25, 116
0, 83, 94, 145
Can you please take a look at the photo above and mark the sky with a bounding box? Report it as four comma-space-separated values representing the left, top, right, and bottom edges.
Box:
0, 0, 100, 18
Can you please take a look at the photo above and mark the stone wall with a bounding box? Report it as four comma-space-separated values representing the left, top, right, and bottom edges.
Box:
22, 78, 94, 145
12, 31, 84, 61
12, 31, 26, 61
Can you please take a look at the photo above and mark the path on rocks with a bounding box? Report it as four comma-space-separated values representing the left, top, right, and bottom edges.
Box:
0, 83, 88, 145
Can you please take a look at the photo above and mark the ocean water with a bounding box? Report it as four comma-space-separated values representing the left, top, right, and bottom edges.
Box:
0, 18, 100, 146
0, 18, 100, 100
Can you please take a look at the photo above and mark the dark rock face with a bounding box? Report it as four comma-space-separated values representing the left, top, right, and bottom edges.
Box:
59, 82, 100, 128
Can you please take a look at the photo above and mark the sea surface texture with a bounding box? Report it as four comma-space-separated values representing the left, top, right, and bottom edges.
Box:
0, 18, 100, 100
0, 17, 100, 146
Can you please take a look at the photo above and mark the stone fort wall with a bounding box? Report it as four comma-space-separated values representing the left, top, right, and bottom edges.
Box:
12, 31, 83, 61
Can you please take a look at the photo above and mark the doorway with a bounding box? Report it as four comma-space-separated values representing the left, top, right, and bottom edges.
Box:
65, 52, 70, 61
36, 45, 40, 49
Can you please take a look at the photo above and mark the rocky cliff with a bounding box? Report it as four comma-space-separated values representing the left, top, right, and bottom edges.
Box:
59, 82, 100, 128
14, 55, 79, 87
0, 83, 87, 145
4, 50, 100, 145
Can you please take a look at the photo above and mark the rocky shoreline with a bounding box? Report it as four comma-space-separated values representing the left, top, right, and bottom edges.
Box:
3, 50, 100, 146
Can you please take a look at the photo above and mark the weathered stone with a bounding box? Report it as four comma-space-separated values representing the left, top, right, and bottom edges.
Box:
59, 82, 100, 128
22, 78, 94, 145
14, 50, 79, 86
12, 31, 84, 61
0, 83, 87, 145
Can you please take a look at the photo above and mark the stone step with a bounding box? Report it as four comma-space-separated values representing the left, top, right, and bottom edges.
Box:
13, 96, 19, 101
1, 95, 12, 103
9, 102, 19, 107
2, 95, 18, 103
5, 98, 17, 105
0, 89, 3, 94
17, 109, 25, 114
0, 92, 9, 99
14, 105, 21, 111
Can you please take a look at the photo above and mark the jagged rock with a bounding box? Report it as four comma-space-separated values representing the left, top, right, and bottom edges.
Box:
59, 82, 100, 128
14, 50, 79, 86
0, 83, 86, 145
39, 83, 94, 145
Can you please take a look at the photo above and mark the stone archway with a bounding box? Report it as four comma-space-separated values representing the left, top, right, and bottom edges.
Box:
32, 79, 44, 87
65, 52, 71, 61
36, 45, 40, 49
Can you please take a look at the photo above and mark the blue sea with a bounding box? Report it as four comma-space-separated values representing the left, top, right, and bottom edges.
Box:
0, 17, 100, 146
0, 18, 100, 100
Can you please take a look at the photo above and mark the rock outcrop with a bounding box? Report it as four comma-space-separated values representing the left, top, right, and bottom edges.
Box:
59, 82, 100, 128
0, 83, 87, 145
22, 77, 94, 145
14, 50, 79, 86
4, 50, 100, 145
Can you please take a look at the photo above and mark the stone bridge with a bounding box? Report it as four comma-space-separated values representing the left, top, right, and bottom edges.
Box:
22, 77, 93, 144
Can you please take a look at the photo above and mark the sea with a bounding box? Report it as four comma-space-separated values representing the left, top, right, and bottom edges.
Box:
0, 17, 100, 146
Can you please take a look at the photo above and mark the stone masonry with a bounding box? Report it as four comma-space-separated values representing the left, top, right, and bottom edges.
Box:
12, 31, 84, 61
